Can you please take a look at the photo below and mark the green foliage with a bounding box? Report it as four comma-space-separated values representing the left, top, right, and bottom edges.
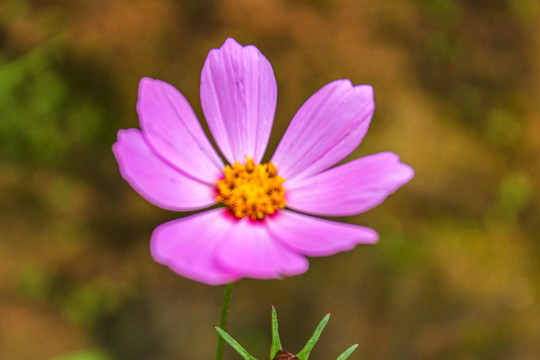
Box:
61, 280, 124, 327
496, 172, 533, 215
336, 344, 359, 360
295, 313, 330, 360
216, 308, 357, 360
0, 35, 106, 166
484, 109, 521, 146
53, 350, 112, 360
18, 265, 53, 300
270, 306, 282, 359
215, 326, 257, 360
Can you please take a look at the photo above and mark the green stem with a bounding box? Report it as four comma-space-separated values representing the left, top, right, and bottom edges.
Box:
215, 282, 234, 360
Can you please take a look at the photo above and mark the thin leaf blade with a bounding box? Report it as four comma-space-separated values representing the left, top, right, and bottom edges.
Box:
270, 306, 282, 359
295, 313, 330, 360
336, 344, 359, 360
215, 326, 257, 360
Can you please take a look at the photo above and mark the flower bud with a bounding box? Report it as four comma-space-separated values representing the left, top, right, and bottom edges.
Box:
272, 350, 298, 360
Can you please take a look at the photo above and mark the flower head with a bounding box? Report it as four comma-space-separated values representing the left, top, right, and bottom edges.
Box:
113, 38, 414, 285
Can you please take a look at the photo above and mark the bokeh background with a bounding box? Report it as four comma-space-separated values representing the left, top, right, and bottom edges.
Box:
1, 0, 539, 359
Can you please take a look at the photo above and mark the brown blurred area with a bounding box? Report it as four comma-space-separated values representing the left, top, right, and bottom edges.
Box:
1, 0, 539, 359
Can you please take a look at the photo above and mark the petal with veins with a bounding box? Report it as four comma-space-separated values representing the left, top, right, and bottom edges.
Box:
201, 38, 277, 164
113, 129, 216, 211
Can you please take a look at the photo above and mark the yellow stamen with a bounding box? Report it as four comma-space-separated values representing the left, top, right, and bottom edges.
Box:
216, 158, 286, 220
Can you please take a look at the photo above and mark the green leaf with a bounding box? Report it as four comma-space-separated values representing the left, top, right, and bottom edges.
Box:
215, 326, 257, 360
336, 344, 359, 360
270, 306, 282, 359
53, 349, 111, 360
295, 313, 330, 360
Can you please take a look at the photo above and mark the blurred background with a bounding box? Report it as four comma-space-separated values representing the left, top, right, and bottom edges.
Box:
1, 0, 539, 359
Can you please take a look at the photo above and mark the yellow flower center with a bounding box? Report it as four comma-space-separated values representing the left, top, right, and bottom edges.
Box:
216, 158, 286, 220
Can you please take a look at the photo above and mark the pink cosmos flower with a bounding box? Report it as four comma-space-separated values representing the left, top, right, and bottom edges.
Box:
113, 38, 414, 285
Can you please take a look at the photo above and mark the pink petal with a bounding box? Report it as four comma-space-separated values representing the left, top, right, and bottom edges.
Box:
285, 152, 414, 216
137, 78, 224, 184
113, 129, 217, 211
271, 80, 374, 181
200, 38, 277, 164
150, 209, 240, 285
266, 210, 378, 257
215, 218, 308, 279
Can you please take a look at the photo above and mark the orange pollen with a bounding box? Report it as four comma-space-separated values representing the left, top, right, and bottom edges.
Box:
216, 158, 286, 220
